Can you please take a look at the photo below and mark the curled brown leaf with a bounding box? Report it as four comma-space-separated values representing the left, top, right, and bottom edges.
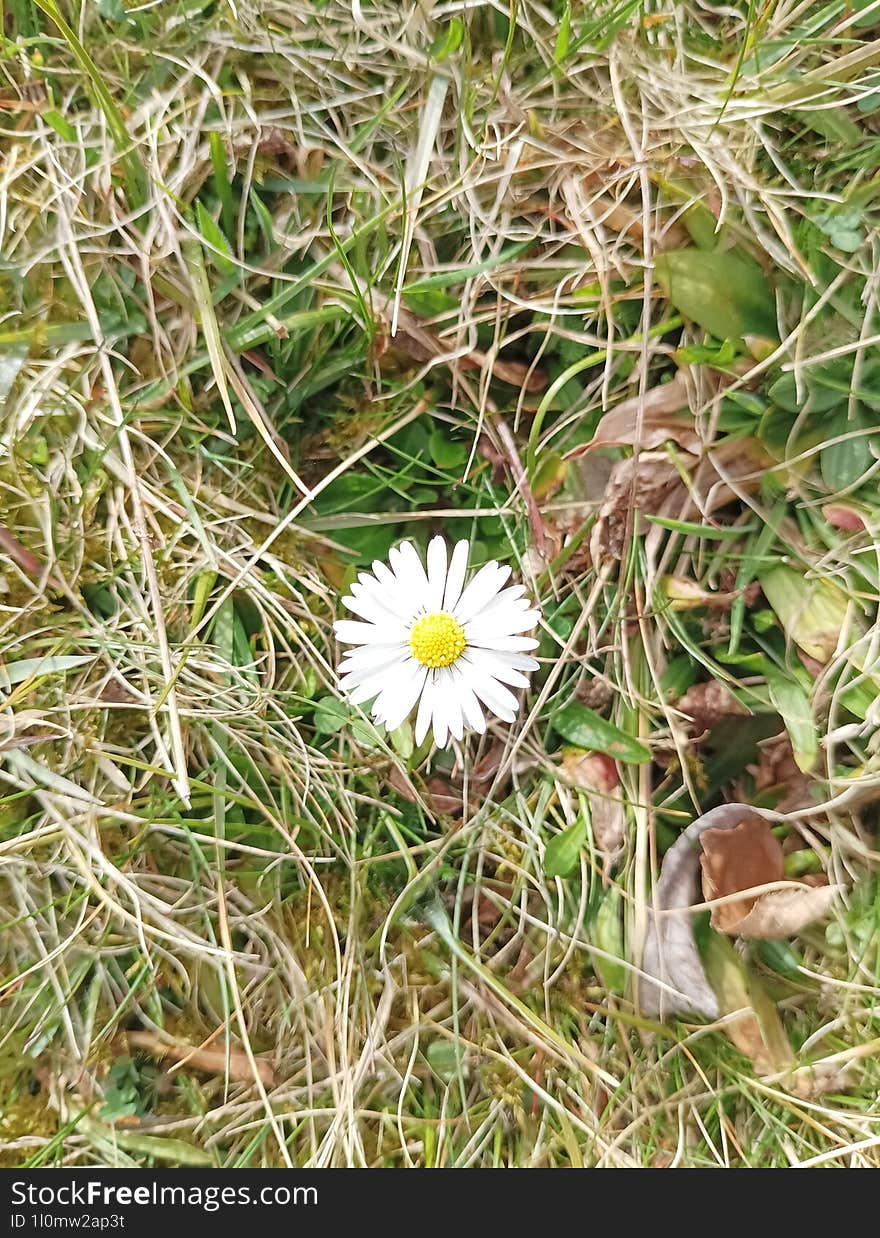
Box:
561, 749, 625, 877
699, 815, 837, 939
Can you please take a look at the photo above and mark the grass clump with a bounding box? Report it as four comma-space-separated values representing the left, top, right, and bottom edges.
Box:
0, 0, 879, 1167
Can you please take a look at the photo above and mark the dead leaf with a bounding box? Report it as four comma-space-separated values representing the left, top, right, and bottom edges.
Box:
568, 371, 702, 456
590, 438, 768, 563
590, 452, 685, 560
730, 884, 838, 939
701, 930, 794, 1076
822, 503, 866, 532
748, 734, 814, 813
0, 524, 40, 577
641, 803, 779, 1019
561, 749, 625, 877
676, 680, 749, 735
124, 1031, 274, 1087
700, 817, 784, 933
699, 815, 837, 939
386, 741, 527, 818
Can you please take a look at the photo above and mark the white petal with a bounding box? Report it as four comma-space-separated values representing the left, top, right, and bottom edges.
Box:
339, 642, 408, 673
446, 693, 464, 743
432, 711, 448, 748
500, 652, 540, 671
415, 675, 436, 746
442, 540, 470, 613
433, 667, 463, 742
467, 647, 531, 688
352, 659, 416, 710
334, 619, 407, 645
452, 667, 486, 733
430, 670, 449, 748
463, 659, 519, 721
352, 572, 419, 623
339, 658, 398, 690
374, 665, 427, 731
469, 635, 540, 652
429, 669, 464, 745
425, 536, 448, 612
465, 607, 541, 642
342, 591, 409, 627
454, 562, 511, 623
348, 676, 383, 706
390, 541, 429, 597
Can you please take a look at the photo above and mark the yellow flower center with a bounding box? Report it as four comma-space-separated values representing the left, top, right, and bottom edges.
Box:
409, 611, 466, 669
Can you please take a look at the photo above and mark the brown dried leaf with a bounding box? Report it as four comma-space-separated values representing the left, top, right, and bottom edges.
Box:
731, 884, 837, 939
749, 734, 815, 813
125, 1031, 274, 1087
569, 371, 701, 455
676, 680, 749, 734
561, 750, 625, 875
699, 816, 837, 939
822, 503, 866, 532
590, 451, 687, 560
642, 803, 777, 1019
699, 817, 784, 933
590, 438, 768, 563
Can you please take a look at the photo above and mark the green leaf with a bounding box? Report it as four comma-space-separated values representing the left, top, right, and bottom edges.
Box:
2, 654, 94, 687
430, 17, 464, 61
593, 887, 627, 993
757, 939, 803, 980
98, 0, 128, 21
654, 248, 777, 341
768, 367, 849, 415
42, 110, 77, 141
195, 201, 236, 277
554, 2, 572, 63
313, 695, 378, 746
313, 695, 349, 735
531, 451, 566, 500
820, 407, 876, 491
428, 429, 468, 469
765, 664, 818, 773
759, 565, 854, 663
552, 703, 651, 764
544, 816, 587, 878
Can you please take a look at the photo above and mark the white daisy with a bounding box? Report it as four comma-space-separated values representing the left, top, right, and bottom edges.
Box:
334, 537, 541, 747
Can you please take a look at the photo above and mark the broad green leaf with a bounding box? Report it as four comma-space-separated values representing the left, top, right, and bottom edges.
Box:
552, 703, 651, 764
759, 565, 854, 663
390, 721, 414, 760
313, 695, 377, 746
593, 887, 627, 993
768, 368, 849, 415
428, 429, 468, 469
757, 939, 803, 980
544, 816, 587, 878
312, 695, 349, 735
765, 664, 818, 773
430, 17, 464, 61
531, 451, 566, 500
820, 407, 877, 491
654, 248, 776, 341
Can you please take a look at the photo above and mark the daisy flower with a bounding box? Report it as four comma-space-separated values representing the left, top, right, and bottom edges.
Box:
334, 537, 541, 747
